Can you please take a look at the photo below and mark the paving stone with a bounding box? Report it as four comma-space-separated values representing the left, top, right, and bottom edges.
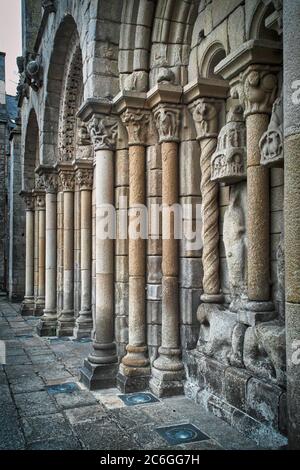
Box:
110, 407, 154, 431
14, 391, 58, 417
27, 437, 82, 450
21, 413, 74, 443
0, 404, 25, 450
65, 404, 107, 425
93, 392, 125, 409
0, 371, 7, 385
10, 374, 45, 394
0, 384, 13, 403
37, 365, 73, 383
5, 364, 36, 379
6, 355, 32, 365
74, 420, 139, 450
131, 423, 170, 450
31, 354, 57, 364
178, 439, 223, 450
53, 390, 98, 409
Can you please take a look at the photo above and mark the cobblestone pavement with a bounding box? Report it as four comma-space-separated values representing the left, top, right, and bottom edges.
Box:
0, 297, 261, 450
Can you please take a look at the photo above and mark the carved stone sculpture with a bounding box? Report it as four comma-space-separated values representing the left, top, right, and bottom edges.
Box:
259, 94, 283, 167
223, 185, 247, 312
197, 303, 245, 366
243, 320, 286, 387
211, 105, 246, 183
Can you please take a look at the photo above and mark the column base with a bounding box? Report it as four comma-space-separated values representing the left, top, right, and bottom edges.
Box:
21, 298, 35, 316
200, 293, 224, 303
37, 316, 57, 337
73, 314, 93, 339
117, 363, 150, 393
34, 299, 45, 317
149, 367, 185, 398
80, 358, 118, 390
57, 310, 75, 336
238, 300, 276, 326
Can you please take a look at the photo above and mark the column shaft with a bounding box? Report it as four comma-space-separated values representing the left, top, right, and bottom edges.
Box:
74, 187, 93, 338
35, 195, 45, 315
246, 113, 270, 301
38, 190, 57, 336
21, 194, 35, 315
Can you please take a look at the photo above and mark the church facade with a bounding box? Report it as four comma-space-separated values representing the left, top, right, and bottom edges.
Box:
16, 0, 300, 448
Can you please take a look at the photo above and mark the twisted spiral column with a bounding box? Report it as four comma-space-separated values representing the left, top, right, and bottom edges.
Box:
191, 98, 223, 303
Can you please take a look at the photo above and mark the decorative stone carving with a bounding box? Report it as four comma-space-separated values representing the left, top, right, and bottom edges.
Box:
75, 168, 93, 190
211, 106, 246, 183
59, 171, 75, 192
42, 173, 58, 193
153, 105, 180, 143
35, 193, 45, 209
238, 67, 278, 117
121, 109, 150, 146
197, 304, 245, 366
58, 40, 82, 162
22, 193, 34, 211
123, 71, 148, 92
88, 115, 118, 150
35, 175, 45, 191
25, 54, 43, 91
259, 94, 283, 167
243, 321, 286, 387
76, 121, 93, 160
223, 185, 247, 312
191, 98, 218, 140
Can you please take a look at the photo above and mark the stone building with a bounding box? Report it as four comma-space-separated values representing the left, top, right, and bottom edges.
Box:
15, 0, 300, 448
0, 52, 23, 300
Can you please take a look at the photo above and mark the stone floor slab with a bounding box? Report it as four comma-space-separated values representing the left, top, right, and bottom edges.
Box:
53, 390, 98, 409
21, 413, 74, 443
14, 391, 59, 417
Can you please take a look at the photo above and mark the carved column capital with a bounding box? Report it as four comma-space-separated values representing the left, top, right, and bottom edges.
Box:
35, 192, 46, 210
76, 121, 93, 160
35, 174, 46, 191
121, 108, 150, 146
190, 98, 219, 140
21, 192, 35, 211
42, 172, 58, 193
58, 170, 75, 192
153, 104, 181, 143
87, 115, 118, 151
238, 66, 278, 117
75, 168, 93, 191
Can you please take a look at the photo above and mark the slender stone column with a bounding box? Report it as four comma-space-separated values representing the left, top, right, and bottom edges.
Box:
38, 172, 58, 336
21, 192, 35, 315
117, 106, 151, 392
74, 166, 93, 338
80, 107, 118, 389
57, 168, 75, 336
239, 66, 278, 315
35, 191, 46, 315
191, 98, 223, 303
149, 101, 185, 397
283, 0, 300, 448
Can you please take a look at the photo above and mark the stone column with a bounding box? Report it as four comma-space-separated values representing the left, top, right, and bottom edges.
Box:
117, 105, 151, 392
191, 98, 223, 303
80, 107, 118, 389
35, 190, 46, 315
283, 0, 300, 448
38, 172, 58, 336
149, 100, 185, 397
239, 66, 278, 316
21, 192, 35, 315
57, 168, 75, 336
74, 166, 93, 339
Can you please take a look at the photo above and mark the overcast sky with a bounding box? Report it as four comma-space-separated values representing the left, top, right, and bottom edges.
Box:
0, 0, 22, 96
